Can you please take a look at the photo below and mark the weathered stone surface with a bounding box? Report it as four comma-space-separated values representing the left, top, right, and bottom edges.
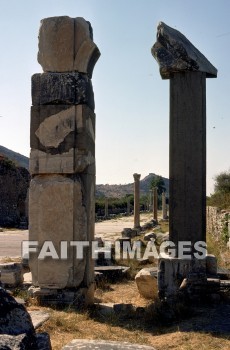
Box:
135, 267, 158, 299
144, 232, 156, 241
62, 339, 156, 350
206, 254, 217, 275
158, 258, 206, 298
169, 72, 206, 250
0, 332, 52, 350
0, 288, 35, 336
35, 332, 52, 350
0, 333, 32, 349
28, 311, 50, 329
32, 72, 94, 110
207, 206, 230, 242
30, 105, 95, 174
121, 228, 139, 238
151, 21, 217, 79
38, 16, 100, 77
38, 16, 74, 72
0, 159, 30, 228
0, 262, 23, 287
28, 284, 94, 306
29, 175, 87, 288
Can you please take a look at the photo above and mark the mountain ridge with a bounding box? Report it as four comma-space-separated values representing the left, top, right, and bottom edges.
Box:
0, 145, 169, 198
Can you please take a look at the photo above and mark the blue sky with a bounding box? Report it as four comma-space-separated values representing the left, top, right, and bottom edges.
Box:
0, 0, 229, 194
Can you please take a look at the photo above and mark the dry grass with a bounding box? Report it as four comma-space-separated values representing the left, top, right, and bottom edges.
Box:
31, 280, 230, 350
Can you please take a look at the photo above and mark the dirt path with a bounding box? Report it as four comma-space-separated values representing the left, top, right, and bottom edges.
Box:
0, 212, 155, 259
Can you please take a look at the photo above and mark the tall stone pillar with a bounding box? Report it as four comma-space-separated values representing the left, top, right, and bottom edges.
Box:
133, 173, 141, 228
153, 187, 158, 223
104, 198, 109, 218
162, 191, 167, 220
152, 22, 217, 298
29, 16, 100, 305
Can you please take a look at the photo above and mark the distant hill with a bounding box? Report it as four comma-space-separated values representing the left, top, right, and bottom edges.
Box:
0, 145, 169, 198
96, 173, 169, 198
0, 145, 29, 170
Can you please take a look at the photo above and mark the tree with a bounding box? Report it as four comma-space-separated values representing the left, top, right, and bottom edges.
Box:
150, 175, 166, 195
214, 170, 230, 194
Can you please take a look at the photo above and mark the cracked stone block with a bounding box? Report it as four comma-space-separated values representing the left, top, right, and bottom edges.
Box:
0, 263, 23, 287
29, 175, 89, 289
32, 72, 94, 110
30, 105, 95, 174
38, 16, 100, 77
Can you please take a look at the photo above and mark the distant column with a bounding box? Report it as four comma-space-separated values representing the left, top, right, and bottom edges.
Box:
149, 190, 152, 211
162, 192, 167, 219
153, 187, 158, 223
133, 173, 141, 228
104, 198, 109, 218
127, 197, 131, 214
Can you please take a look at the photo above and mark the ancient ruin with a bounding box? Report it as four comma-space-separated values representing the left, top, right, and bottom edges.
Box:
133, 173, 141, 228
152, 22, 217, 298
29, 16, 100, 304
153, 187, 158, 223
161, 192, 167, 220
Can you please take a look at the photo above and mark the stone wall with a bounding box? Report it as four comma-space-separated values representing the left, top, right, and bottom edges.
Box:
0, 157, 30, 227
206, 206, 230, 242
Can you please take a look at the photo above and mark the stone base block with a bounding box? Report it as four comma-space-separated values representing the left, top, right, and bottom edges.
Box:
157, 257, 206, 299
0, 263, 23, 287
28, 283, 95, 307
29, 174, 92, 289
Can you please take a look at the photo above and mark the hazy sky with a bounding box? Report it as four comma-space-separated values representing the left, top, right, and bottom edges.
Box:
0, 0, 229, 194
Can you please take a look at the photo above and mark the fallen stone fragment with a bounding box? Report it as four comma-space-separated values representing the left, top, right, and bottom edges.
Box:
135, 267, 158, 299
62, 339, 156, 349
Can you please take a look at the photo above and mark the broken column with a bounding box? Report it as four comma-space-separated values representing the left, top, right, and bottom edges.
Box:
152, 22, 217, 298
133, 173, 141, 228
29, 16, 100, 305
153, 187, 158, 223
162, 191, 167, 220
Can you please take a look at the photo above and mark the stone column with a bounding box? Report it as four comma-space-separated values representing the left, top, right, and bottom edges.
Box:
104, 198, 109, 218
162, 191, 167, 220
29, 16, 100, 305
127, 197, 131, 214
133, 173, 141, 228
153, 187, 158, 223
152, 22, 217, 297
149, 190, 152, 211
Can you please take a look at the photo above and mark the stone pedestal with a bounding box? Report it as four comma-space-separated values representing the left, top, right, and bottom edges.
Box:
29, 16, 100, 305
133, 173, 141, 228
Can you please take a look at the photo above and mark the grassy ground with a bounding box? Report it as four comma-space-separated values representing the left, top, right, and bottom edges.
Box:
23, 219, 230, 350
